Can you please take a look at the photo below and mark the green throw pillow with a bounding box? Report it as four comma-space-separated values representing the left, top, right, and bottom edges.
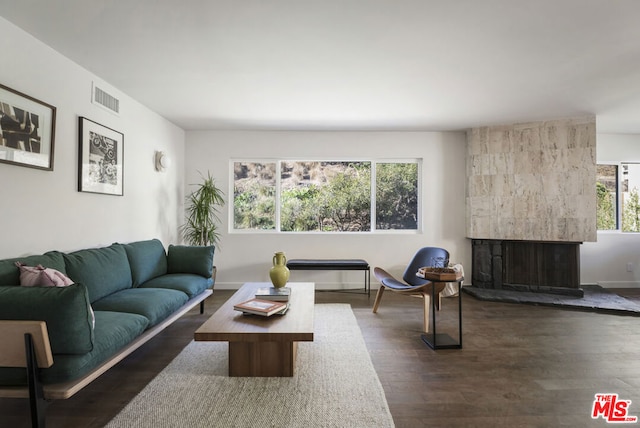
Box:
167, 245, 214, 278
121, 239, 168, 286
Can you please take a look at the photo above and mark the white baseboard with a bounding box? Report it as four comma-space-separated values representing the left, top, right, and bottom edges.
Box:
597, 281, 640, 289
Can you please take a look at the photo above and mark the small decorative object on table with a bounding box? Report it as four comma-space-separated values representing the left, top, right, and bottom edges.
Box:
255, 286, 291, 302
269, 251, 290, 288
233, 298, 288, 317
416, 266, 463, 281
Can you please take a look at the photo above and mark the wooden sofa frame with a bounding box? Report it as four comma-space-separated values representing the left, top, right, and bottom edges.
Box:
0, 289, 212, 427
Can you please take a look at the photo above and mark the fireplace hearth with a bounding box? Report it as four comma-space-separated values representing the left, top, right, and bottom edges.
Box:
471, 239, 583, 297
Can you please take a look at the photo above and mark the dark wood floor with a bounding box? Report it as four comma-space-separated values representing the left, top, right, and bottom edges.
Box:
2, 287, 640, 427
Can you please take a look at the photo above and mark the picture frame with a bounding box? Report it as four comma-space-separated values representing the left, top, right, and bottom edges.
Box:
78, 117, 124, 196
0, 83, 56, 170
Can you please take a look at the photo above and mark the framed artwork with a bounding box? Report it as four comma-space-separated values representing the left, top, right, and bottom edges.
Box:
0, 83, 56, 170
78, 117, 124, 196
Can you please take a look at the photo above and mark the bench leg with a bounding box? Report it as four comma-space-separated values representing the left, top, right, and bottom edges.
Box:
365, 268, 371, 297
25, 333, 47, 428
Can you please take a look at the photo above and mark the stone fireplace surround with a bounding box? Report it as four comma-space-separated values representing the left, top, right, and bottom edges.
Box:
466, 117, 596, 293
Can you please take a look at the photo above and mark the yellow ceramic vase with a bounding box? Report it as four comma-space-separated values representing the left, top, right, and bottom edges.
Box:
269, 251, 290, 288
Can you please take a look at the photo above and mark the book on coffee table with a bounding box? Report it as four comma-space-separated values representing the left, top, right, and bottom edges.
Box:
234, 298, 288, 316
255, 286, 291, 301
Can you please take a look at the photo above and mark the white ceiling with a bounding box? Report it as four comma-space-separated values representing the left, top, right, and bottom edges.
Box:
2, 0, 640, 133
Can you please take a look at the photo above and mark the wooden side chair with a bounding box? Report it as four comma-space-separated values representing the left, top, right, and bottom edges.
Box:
372, 247, 450, 332
0, 320, 54, 428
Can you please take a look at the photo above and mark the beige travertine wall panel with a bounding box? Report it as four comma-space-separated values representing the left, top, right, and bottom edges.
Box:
466, 116, 596, 242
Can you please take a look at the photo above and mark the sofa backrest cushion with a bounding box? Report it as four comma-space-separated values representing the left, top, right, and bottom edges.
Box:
167, 244, 214, 278
122, 239, 168, 287
0, 283, 94, 354
63, 244, 132, 302
0, 251, 66, 285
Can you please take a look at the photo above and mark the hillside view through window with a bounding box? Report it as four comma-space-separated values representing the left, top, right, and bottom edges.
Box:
233, 160, 419, 232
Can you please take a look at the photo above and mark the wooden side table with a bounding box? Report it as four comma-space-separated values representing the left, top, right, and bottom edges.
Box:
420, 277, 463, 350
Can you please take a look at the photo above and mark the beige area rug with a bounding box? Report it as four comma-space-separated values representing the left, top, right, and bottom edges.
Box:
106, 304, 394, 428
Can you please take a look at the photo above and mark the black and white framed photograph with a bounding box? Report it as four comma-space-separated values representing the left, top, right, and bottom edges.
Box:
0, 83, 56, 170
78, 117, 124, 196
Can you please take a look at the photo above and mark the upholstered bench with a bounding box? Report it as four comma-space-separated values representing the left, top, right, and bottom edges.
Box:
286, 259, 370, 296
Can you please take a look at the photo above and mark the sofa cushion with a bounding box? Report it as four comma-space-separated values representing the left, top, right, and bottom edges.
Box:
0, 283, 94, 354
0, 310, 149, 385
0, 251, 66, 285
91, 288, 189, 326
167, 244, 214, 278
140, 273, 212, 298
122, 239, 168, 287
63, 244, 132, 303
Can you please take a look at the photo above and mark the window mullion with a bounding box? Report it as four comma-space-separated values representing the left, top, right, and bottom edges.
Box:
276, 161, 282, 232
371, 161, 376, 231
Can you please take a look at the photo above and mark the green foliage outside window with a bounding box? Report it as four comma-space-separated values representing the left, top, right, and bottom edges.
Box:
233, 159, 420, 232
281, 162, 371, 231
623, 187, 640, 232
233, 162, 276, 230
596, 181, 616, 230
376, 163, 418, 230
234, 182, 276, 230
596, 164, 617, 231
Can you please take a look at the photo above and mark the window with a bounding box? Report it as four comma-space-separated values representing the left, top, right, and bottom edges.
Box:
596, 164, 617, 230
375, 162, 418, 230
281, 161, 371, 232
233, 161, 276, 230
232, 159, 420, 232
596, 162, 640, 232
622, 163, 640, 232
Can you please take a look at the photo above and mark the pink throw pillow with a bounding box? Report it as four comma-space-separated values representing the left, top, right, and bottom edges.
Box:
15, 262, 95, 328
15, 262, 75, 287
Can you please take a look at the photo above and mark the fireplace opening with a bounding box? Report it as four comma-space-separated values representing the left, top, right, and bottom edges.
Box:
471, 239, 583, 297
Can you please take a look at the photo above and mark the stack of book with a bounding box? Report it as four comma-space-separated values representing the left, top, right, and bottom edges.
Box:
255, 286, 291, 302
234, 298, 289, 317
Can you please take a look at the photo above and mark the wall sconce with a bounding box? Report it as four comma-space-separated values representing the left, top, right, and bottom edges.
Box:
155, 151, 171, 172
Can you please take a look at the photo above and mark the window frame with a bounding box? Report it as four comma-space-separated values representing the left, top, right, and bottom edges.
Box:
620, 162, 640, 233
230, 158, 422, 234
595, 161, 640, 233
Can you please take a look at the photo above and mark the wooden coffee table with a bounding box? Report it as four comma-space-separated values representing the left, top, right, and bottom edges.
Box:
194, 282, 314, 377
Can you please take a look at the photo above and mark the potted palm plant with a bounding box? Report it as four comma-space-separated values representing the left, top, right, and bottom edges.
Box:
180, 172, 225, 282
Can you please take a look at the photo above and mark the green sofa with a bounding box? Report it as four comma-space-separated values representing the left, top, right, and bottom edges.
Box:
0, 238, 214, 397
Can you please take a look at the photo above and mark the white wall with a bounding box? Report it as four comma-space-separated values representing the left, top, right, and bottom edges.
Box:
582, 133, 640, 287
7, 12, 629, 289
0, 17, 186, 258
185, 130, 469, 289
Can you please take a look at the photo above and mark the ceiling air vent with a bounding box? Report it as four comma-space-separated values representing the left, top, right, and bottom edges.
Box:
92, 83, 120, 115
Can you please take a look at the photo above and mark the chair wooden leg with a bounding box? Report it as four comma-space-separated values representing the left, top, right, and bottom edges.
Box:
422, 292, 431, 333
372, 286, 385, 313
